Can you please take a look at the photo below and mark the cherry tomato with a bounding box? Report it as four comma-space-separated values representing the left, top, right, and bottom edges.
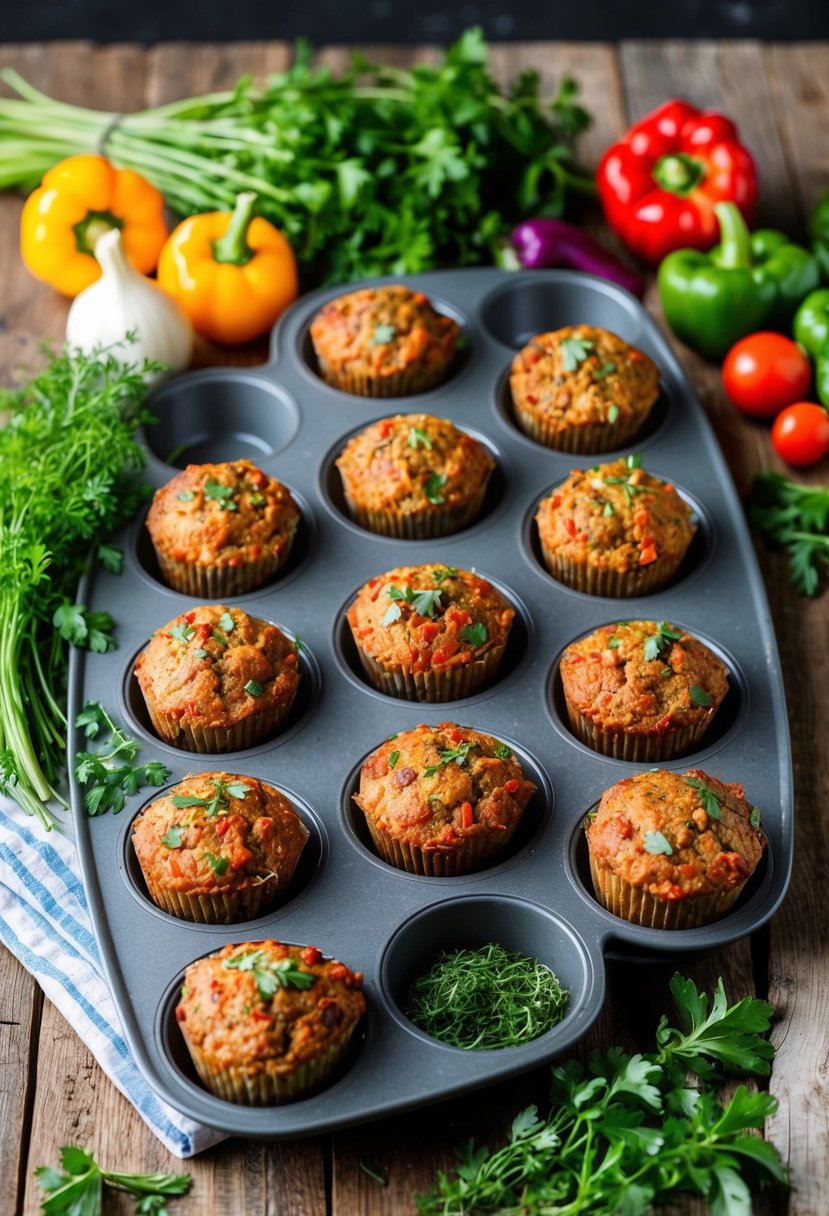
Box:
721, 333, 812, 418
771, 402, 829, 467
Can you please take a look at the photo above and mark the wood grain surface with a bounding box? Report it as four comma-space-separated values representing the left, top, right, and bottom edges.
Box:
1, 38, 827, 1216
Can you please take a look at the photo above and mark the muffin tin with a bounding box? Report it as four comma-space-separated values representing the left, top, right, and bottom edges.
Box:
68, 268, 792, 1138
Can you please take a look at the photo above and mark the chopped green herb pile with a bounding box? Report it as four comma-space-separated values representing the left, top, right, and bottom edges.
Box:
222, 948, 315, 999
405, 943, 569, 1050
416, 973, 786, 1215
748, 471, 829, 596
35, 1144, 190, 1215
73, 701, 170, 816
0, 30, 593, 285
171, 776, 249, 817
0, 344, 157, 829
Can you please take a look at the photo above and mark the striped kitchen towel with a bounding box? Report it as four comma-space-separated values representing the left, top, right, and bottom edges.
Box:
0, 796, 225, 1158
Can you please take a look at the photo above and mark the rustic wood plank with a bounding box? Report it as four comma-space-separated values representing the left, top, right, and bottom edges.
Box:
767, 44, 829, 225
0, 948, 41, 1216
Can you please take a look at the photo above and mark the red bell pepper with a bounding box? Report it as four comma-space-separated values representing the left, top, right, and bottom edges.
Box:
596, 99, 758, 264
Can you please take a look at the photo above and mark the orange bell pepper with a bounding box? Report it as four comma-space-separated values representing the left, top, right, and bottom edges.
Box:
20, 154, 168, 297
157, 192, 299, 345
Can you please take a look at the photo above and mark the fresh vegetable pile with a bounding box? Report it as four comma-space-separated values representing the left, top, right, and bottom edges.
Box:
0, 345, 159, 828
417, 972, 787, 1215
0, 29, 594, 285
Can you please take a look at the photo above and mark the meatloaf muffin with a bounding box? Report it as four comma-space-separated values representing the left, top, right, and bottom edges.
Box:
336, 413, 495, 539
560, 620, 729, 761
535, 455, 696, 596
353, 723, 535, 876
132, 772, 309, 923
585, 768, 764, 929
146, 459, 300, 597
510, 325, 660, 453
134, 604, 301, 753
310, 284, 460, 396
176, 940, 365, 1104
347, 564, 515, 701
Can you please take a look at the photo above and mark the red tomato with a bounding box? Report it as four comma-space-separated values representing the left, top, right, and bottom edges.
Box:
771, 403, 829, 467
721, 333, 812, 417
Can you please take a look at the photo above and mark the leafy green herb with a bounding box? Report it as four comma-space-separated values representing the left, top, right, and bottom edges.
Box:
73, 702, 170, 816
223, 948, 316, 999
461, 621, 487, 648
53, 602, 116, 654
492, 741, 512, 761
602, 500, 615, 516
643, 829, 673, 856
690, 685, 713, 707
424, 473, 448, 505
748, 471, 829, 596
176, 489, 195, 503
416, 973, 785, 1216
607, 634, 621, 649
204, 480, 237, 511
372, 323, 397, 345
627, 452, 642, 470
643, 620, 682, 662
193, 647, 210, 660
685, 776, 722, 820
423, 741, 477, 778
204, 851, 229, 876
751, 806, 761, 828
249, 492, 265, 507
388, 750, 400, 769
35, 1144, 191, 1216
218, 611, 235, 633
432, 566, 460, 584
606, 403, 620, 422
409, 425, 432, 450
406, 943, 568, 1050
559, 336, 594, 371
382, 583, 443, 626
169, 622, 195, 644
244, 680, 264, 697
172, 777, 249, 818
593, 361, 617, 381
0, 344, 159, 829
161, 825, 184, 849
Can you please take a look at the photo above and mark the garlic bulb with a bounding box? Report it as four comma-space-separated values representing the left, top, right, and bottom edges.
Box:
66, 228, 192, 376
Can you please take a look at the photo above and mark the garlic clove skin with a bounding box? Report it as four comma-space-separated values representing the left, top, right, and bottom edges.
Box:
66, 227, 193, 378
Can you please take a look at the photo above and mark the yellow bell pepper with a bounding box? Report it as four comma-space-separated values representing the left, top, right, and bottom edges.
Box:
157, 192, 299, 345
20, 154, 168, 298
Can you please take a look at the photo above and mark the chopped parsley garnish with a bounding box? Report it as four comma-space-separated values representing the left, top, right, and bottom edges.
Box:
204, 480, 237, 510
643, 830, 673, 856
409, 425, 433, 450
204, 851, 229, 876
249, 492, 265, 507
211, 630, 229, 646
607, 634, 621, 649
606, 403, 620, 423
593, 361, 617, 381
161, 824, 184, 848
424, 472, 448, 504
689, 686, 713, 707
643, 621, 682, 662
244, 679, 264, 696
381, 583, 443, 626
176, 489, 195, 502
603, 454, 649, 505
492, 741, 512, 761
685, 776, 722, 820
388, 749, 400, 769
424, 740, 477, 778
193, 647, 210, 659
223, 949, 316, 999
560, 336, 594, 371
169, 622, 195, 644
432, 566, 460, 584
750, 806, 761, 828
371, 323, 397, 345
219, 611, 235, 633
603, 500, 615, 516
172, 777, 249, 818
627, 453, 642, 470
461, 621, 487, 648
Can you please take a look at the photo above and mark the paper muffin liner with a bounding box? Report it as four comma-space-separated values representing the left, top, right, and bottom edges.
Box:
143, 875, 281, 924
184, 1030, 357, 1105
565, 702, 716, 762
355, 642, 506, 702
143, 699, 293, 754
343, 483, 488, 539
588, 855, 746, 929
512, 403, 649, 455
154, 539, 296, 598
365, 818, 518, 877
316, 353, 451, 398
539, 543, 685, 598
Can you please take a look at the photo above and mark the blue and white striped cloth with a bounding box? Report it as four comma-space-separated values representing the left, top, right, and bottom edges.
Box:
0, 796, 225, 1158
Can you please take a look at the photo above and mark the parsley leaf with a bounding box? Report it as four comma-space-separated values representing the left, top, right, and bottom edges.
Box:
388, 749, 400, 768
748, 472, 829, 596
492, 741, 512, 760
244, 679, 264, 696
685, 776, 722, 819
53, 602, 116, 654
593, 361, 617, 381
560, 336, 594, 371
424, 472, 448, 504
409, 425, 433, 450
162, 825, 184, 848
219, 611, 235, 633
204, 851, 229, 875
372, 323, 397, 345
223, 949, 316, 999
689, 685, 713, 707
73, 702, 170, 818
461, 621, 487, 648
643, 830, 673, 855
423, 740, 477, 778
35, 1144, 190, 1214
432, 566, 460, 584
169, 622, 194, 644
204, 480, 237, 510
176, 489, 195, 502
382, 583, 443, 623
643, 621, 682, 662
172, 777, 249, 818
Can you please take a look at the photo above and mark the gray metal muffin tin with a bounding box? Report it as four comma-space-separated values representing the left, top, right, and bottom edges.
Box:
69, 268, 793, 1138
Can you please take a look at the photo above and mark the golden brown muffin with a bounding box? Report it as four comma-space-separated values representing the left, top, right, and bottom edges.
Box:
535, 455, 696, 597
176, 940, 365, 1104
560, 620, 729, 761
310, 285, 460, 396
585, 768, 764, 929
132, 772, 309, 923
346, 564, 515, 702
510, 325, 659, 453
146, 460, 300, 597
336, 413, 495, 539
134, 604, 301, 753
353, 723, 535, 876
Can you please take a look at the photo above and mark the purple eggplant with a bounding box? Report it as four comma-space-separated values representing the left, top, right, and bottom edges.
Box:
510, 218, 644, 298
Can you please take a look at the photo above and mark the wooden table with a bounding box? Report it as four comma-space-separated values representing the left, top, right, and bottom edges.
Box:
1, 38, 827, 1216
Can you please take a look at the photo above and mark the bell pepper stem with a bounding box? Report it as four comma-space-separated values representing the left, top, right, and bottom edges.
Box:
212, 191, 257, 266
653, 152, 705, 196
714, 201, 753, 270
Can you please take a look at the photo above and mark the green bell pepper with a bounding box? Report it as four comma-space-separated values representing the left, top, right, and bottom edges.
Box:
658, 201, 821, 360
811, 190, 829, 282
793, 287, 829, 407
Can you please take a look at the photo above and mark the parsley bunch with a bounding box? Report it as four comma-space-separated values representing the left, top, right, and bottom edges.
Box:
417, 973, 787, 1215
0, 30, 594, 285
748, 471, 829, 596
0, 346, 158, 829
35, 1145, 190, 1215
73, 702, 170, 816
